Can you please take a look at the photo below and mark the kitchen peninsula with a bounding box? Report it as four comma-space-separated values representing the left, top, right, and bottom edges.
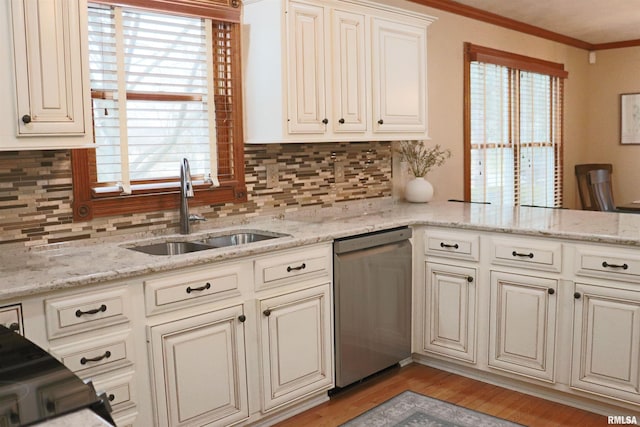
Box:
2, 200, 640, 425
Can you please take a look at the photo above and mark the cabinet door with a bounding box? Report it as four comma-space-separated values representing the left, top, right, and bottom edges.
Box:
489, 271, 557, 382
571, 283, 640, 404
149, 305, 249, 427
11, 0, 88, 135
331, 9, 367, 133
424, 262, 477, 363
287, 1, 327, 134
259, 284, 333, 412
371, 17, 426, 133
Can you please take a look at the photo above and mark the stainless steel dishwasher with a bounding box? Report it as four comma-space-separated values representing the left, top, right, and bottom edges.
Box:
333, 227, 412, 388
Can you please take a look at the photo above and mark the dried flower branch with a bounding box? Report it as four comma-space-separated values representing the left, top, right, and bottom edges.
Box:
396, 141, 451, 177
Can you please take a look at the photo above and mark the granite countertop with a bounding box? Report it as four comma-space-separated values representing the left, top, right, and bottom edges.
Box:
3, 200, 640, 300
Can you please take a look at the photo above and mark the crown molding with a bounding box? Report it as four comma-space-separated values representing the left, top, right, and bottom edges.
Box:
409, 0, 640, 51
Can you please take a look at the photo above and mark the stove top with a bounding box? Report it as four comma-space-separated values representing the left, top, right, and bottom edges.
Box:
0, 326, 113, 426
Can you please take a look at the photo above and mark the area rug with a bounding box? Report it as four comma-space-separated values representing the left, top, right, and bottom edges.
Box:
340, 390, 523, 427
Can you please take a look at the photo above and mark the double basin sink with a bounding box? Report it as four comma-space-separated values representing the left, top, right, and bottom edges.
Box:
128, 230, 289, 256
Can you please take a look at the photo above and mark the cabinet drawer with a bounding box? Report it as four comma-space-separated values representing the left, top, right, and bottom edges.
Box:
90, 369, 136, 411
255, 245, 332, 291
424, 229, 479, 261
144, 262, 247, 315
50, 331, 132, 374
491, 238, 562, 272
45, 286, 130, 339
576, 245, 640, 283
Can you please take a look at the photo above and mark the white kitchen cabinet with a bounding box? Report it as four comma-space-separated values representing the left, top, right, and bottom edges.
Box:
423, 262, 477, 363
571, 282, 640, 404
148, 305, 249, 427
1, 0, 93, 150
259, 284, 333, 412
38, 281, 143, 427
242, 0, 434, 143
371, 17, 427, 133
287, 1, 328, 134
331, 8, 367, 133
488, 271, 557, 382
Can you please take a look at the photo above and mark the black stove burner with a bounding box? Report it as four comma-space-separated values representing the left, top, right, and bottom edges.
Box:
0, 325, 114, 426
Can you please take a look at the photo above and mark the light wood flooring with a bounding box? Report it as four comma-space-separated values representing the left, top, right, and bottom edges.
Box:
274, 363, 608, 427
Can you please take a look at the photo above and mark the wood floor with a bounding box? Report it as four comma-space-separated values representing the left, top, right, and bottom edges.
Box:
274, 364, 607, 427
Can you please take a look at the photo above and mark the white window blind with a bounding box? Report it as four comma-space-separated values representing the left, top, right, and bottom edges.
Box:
469, 60, 563, 207
88, 3, 219, 193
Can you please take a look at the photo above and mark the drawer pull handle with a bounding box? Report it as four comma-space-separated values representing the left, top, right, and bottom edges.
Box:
287, 263, 306, 272
186, 282, 211, 294
75, 304, 107, 317
81, 350, 111, 365
263, 309, 272, 317
512, 251, 534, 259
602, 261, 628, 270
548, 288, 555, 295
440, 242, 459, 249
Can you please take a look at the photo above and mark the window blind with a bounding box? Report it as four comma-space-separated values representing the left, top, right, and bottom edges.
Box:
88, 3, 218, 192
468, 53, 564, 207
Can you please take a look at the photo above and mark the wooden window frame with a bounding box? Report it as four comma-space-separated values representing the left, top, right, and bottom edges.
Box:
72, 0, 246, 221
463, 42, 566, 205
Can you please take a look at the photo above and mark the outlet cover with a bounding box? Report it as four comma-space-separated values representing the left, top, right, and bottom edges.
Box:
266, 164, 279, 188
334, 161, 345, 183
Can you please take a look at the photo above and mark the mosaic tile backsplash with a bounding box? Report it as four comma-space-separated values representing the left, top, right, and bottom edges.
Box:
0, 141, 392, 247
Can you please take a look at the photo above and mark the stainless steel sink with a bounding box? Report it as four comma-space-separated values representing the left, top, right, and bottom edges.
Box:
129, 241, 214, 256
127, 230, 289, 255
197, 231, 288, 248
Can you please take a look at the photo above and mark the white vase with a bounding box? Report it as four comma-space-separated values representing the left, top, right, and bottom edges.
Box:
405, 177, 434, 203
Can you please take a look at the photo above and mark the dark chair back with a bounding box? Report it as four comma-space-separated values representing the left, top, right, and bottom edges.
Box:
575, 163, 613, 210
587, 169, 616, 211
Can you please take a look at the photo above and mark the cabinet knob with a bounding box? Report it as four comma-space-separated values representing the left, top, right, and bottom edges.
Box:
574, 292, 582, 299
338, 118, 345, 124
466, 276, 473, 283
8, 322, 20, 332
238, 314, 246, 323
377, 119, 384, 125
548, 288, 555, 295
22, 114, 32, 124
263, 309, 271, 317
322, 118, 329, 124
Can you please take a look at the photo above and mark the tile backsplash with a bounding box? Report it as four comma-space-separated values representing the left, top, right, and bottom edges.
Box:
0, 141, 392, 247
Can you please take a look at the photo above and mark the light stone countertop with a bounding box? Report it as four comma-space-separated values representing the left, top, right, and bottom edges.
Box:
3, 200, 640, 300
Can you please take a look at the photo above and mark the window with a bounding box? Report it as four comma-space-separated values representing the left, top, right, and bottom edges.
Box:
72, 0, 245, 221
464, 43, 567, 207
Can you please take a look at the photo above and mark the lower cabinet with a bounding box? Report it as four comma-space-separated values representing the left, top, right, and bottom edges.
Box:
571, 282, 640, 404
148, 305, 249, 427
423, 262, 477, 363
259, 284, 333, 412
488, 271, 557, 382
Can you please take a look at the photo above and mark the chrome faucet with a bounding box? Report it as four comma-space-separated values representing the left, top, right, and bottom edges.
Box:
180, 158, 206, 234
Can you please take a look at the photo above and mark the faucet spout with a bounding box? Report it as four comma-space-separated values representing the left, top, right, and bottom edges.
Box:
180, 158, 194, 234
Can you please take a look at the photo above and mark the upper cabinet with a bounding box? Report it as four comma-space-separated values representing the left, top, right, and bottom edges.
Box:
242, 0, 435, 143
1, 0, 93, 150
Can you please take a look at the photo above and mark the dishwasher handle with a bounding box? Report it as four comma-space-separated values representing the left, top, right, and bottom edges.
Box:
334, 227, 412, 254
